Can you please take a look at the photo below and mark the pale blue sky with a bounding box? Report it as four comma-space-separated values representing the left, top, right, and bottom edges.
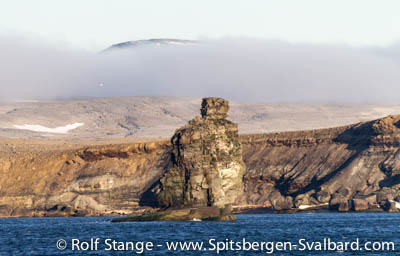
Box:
1, 0, 400, 50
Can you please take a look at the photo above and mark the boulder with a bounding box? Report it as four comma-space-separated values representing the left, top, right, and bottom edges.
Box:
338, 202, 350, 212
376, 191, 396, 208
352, 199, 369, 211
336, 188, 351, 198
269, 192, 293, 210
361, 194, 377, 204
316, 190, 331, 203
294, 194, 309, 208
329, 196, 349, 212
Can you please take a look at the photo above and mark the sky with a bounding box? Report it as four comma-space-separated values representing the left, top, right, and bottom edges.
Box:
1, 0, 400, 50
1, 1, 400, 102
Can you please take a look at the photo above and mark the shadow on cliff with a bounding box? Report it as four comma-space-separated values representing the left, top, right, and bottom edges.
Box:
333, 120, 375, 149
288, 149, 364, 198
286, 122, 375, 198
139, 181, 160, 207
379, 174, 400, 188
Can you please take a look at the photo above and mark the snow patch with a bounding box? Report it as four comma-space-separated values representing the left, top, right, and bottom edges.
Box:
389, 200, 400, 209
299, 205, 312, 209
14, 123, 84, 134
298, 203, 328, 209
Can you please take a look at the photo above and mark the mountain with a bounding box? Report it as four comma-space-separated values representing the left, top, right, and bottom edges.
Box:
103, 39, 197, 52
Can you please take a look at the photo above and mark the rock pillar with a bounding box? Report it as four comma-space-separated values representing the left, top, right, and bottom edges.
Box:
157, 97, 246, 208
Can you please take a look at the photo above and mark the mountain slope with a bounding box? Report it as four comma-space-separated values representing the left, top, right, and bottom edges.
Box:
2, 96, 400, 139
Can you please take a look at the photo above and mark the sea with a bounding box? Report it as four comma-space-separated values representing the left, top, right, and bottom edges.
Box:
1, 213, 399, 255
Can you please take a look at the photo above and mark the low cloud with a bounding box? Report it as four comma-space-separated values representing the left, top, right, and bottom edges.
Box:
1, 35, 400, 103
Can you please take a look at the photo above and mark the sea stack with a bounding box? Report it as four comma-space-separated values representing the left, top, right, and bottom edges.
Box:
157, 97, 246, 208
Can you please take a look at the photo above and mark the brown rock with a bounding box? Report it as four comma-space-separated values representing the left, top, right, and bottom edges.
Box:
201, 97, 229, 119
316, 190, 331, 203
329, 196, 349, 211
157, 98, 246, 208
269, 192, 293, 210
111, 206, 236, 222
338, 202, 350, 212
294, 194, 309, 208
352, 199, 369, 211
372, 115, 400, 135
336, 188, 351, 198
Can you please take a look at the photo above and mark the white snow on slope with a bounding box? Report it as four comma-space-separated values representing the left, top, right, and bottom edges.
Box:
14, 123, 84, 134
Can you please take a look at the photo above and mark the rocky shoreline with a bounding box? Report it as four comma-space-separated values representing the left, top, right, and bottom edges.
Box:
1, 206, 396, 219
112, 206, 236, 222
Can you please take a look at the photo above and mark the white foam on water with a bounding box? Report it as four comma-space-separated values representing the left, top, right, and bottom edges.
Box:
13, 123, 84, 134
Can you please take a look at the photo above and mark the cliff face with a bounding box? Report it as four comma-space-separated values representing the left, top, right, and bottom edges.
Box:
240, 115, 400, 212
2, 115, 400, 216
0, 140, 171, 217
157, 98, 245, 208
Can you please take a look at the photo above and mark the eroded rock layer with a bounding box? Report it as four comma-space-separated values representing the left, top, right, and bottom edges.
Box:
157, 97, 246, 208
3, 114, 400, 216
239, 115, 400, 212
0, 140, 171, 217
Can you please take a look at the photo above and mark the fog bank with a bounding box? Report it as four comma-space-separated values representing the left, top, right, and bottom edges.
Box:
1, 36, 400, 103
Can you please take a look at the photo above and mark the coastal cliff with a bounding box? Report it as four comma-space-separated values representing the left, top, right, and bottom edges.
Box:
2, 115, 400, 216
239, 115, 400, 212
0, 140, 171, 216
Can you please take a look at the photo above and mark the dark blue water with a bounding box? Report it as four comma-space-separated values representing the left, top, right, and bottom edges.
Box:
1, 213, 400, 255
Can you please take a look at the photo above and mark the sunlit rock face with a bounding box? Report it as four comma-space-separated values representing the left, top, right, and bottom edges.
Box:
157, 97, 246, 208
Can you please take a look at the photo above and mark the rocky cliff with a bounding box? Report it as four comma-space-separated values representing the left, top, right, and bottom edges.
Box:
0, 139, 171, 217
157, 97, 245, 208
240, 115, 400, 212
3, 115, 400, 216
